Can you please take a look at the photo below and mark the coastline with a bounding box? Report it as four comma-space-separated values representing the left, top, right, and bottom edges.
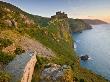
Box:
73, 25, 110, 81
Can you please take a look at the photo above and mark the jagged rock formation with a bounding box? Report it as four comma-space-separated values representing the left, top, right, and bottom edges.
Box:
5, 51, 37, 82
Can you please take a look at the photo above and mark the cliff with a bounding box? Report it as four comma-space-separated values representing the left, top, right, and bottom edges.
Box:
69, 18, 92, 32
0, 1, 109, 82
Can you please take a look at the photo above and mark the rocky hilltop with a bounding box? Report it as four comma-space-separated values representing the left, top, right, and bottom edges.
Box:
0, 1, 109, 82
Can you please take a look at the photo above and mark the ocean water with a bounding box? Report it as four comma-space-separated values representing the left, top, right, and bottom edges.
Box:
73, 24, 110, 80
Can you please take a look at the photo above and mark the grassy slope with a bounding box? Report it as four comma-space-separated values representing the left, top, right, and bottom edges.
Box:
29, 18, 108, 82
28, 13, 108, 82
0, 1, 109, 82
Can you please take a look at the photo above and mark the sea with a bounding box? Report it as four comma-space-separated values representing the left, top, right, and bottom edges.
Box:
73, 24, 110, 80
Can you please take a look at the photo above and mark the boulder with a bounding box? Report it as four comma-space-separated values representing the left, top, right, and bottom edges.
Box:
4, 19, 12, 27
80, 55, 89, 61
40, 63, 73, 82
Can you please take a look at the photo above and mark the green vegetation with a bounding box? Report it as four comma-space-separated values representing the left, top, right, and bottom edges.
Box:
14, 47, 25, 55
80, 79, 85, 82
26, 19, 76, 66
31, 15, 50, 27
0, 51, 14, 64
0, 71, 11, 82
0, 38, 13, 49
32, 56, 49, 82
35, 56, 49, 70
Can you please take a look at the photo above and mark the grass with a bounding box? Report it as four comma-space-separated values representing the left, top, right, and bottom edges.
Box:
0, 71, 11, 82
0, 51, 15, 64
0, 38, 13, 49
31, 55, 49, 82
25, 21, 76, 66
23, 18, 108, 82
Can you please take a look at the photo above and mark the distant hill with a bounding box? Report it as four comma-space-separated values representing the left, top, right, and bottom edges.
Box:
82, 19, 108, 25
69, 18, 92, 32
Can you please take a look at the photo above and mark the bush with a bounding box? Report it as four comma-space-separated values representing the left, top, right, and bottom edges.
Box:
0, 38, 13, 49
0, 51, 14, 64
80, 79, 85, 82
35, 56, 48, 69
0, 71, 11, 82
14, 47, 25, 55
32, 56, 49, 82
73, 77, 78, 81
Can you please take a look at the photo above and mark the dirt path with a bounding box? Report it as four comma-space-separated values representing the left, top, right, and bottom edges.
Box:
1, 30, 55, 57
19, 36, 55, 57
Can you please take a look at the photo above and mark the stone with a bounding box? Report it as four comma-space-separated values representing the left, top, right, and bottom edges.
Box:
5, 51, 37, 82
80, 55, 89, 61
4, 19, 12, 27
40, 64, 73, 82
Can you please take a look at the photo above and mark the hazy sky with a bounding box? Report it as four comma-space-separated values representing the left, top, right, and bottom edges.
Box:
1, 0, 110, 22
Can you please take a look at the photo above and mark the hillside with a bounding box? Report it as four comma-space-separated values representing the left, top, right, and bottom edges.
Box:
82, 19, 108, 25
29, 16, 93, 32
0, 1, 109, 82
69, 18, 92, 32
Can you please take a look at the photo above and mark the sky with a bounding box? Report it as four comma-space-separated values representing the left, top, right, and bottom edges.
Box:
0, 0, 110, 23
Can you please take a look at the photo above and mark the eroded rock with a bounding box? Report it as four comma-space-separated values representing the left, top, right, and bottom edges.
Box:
40, 63, 73, 82
80, 55, 89, 61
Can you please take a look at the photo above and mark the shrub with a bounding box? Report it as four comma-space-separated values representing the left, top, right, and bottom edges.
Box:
0, 51, 14, 64
32, 56, 49, 82
0, 38, 12, 49
73, 77, 78, 81
14, 47, 25, 55
0, 71, 11, 82
80, 79, 85, 82
35, 56, 48, 69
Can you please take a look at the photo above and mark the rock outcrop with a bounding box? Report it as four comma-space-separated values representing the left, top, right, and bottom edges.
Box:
40, 63, 73, 82
80, 55, 89, 61
0, 2, 36, 28
5, 51, 37, 82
